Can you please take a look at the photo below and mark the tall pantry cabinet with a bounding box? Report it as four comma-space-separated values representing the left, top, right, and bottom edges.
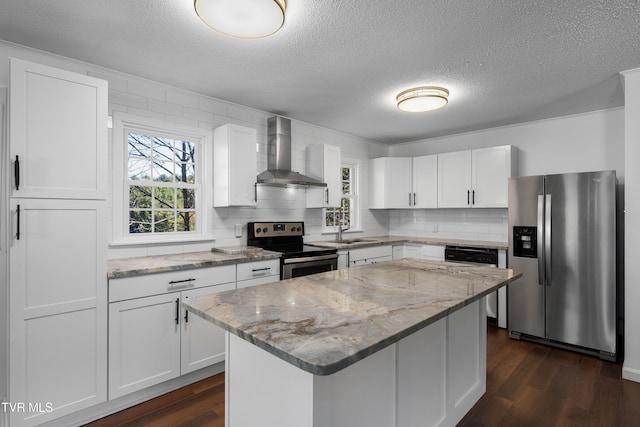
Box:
7, 59, 108, 426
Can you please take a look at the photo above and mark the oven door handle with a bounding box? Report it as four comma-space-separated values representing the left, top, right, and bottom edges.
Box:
282, 254, 339, 264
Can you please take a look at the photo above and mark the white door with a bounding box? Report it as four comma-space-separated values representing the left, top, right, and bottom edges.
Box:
9, 58, 107, 200
108, 293, 181, 399
471, 146, 512, 207
181, 283, 236, 374
438, 150, 471, 208
9, 199, 107, 426
412, 155, 438, 208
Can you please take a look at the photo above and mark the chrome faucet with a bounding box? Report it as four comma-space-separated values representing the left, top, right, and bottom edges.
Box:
336, 210, 350, 241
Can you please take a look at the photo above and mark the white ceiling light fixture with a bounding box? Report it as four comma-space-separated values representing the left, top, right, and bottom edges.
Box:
396, 86, 449, 112
194, 0, 286, 39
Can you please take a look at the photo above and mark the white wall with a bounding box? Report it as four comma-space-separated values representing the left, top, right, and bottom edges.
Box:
386, 108, 625, 242
0, 41, 389, 260
622, 68, 640, 382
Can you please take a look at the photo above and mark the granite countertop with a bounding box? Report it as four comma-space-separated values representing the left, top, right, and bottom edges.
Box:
184, 258, 521, 376
306, 235, 508, 250
107, 248, 281, 279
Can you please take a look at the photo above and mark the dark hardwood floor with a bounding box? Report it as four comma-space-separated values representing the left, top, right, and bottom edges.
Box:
85, 326, 640, 427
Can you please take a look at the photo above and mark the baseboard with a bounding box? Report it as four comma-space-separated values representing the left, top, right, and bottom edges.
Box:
40, 362, 224, 427
622, 365, 640, 383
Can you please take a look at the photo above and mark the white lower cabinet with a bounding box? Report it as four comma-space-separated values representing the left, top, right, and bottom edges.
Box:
236, 259, 280, 288
348, 245, 393, 267
392, 244, 445, 262
108, 266, 235, 399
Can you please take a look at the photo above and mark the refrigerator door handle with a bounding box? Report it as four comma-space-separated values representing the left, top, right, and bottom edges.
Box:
545, 194, 552, 286
537, 195, 544, 286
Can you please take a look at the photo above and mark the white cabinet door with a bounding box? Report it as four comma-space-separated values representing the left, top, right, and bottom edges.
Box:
181, 282, 236, 374
412, 155, 438, 208
438, 150, 472, 208
438, 146, 515, 208
306, 144, 342, 208
9, 199, 107, 426
213, 124, 257, 207
471, 146, 514, 208
9, 58, 107, 200
109, 293, 182, 399
369, 157, 413, 209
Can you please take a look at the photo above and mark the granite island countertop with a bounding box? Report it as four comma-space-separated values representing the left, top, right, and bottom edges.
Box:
184, 258, 521, 376
108, 248, 281, 279
306, 235, 508, 250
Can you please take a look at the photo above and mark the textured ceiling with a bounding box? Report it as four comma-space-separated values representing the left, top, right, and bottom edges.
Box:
0, 0, 638, 144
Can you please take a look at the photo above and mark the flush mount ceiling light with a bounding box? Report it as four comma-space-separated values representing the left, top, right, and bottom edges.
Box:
396, 86, 449, 112
194, 0, 286, 38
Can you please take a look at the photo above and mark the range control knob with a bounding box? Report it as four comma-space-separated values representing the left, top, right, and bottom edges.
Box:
255, 228, 261, 233
262, 227, 268, 233
296, 227, 302, 232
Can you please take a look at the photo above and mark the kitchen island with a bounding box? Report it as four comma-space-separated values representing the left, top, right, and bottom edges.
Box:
184, 258, 521, 427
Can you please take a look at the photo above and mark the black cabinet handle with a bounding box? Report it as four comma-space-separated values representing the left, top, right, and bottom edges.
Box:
472, 190, 475, 205
409, 193, 412, 206
467, 190, 470, 205
252, 267, 271, 272
413, 193, 416, 205
175, 298, 180, 325
184, 309, 189, 323
16, 204, 20, 240
14, 155, 19, 191
169, 278, 195, 285
326, 188, 329, 205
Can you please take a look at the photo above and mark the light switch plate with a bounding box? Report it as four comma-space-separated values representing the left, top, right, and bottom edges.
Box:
235, 224, 242, 238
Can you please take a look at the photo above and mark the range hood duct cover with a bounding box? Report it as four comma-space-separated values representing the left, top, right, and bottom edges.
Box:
256, 116, 327, 187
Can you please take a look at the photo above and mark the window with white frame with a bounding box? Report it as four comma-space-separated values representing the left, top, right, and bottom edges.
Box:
112, 113, 213, 245
325, 160, 360, 230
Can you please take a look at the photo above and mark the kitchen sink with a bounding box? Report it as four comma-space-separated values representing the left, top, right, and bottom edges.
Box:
334, 238, 377, 244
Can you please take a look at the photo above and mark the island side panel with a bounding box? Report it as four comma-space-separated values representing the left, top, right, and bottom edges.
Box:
313, 344, 397, 427
396, 300, 486, 427
397, 317, 448, 427
447, 299, 487, 422
226, 332, 314, 427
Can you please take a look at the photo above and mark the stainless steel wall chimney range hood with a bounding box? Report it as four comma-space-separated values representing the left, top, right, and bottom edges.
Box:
256, 116, 327, 187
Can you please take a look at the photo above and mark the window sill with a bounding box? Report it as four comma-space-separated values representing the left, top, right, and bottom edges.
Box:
109, 235, 215, 248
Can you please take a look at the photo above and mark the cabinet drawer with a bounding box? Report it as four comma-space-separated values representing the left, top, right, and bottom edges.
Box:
109, 265, 236, 302
349, 245, 393, 262
237, 259, 280, 282
421, 245, 444, 260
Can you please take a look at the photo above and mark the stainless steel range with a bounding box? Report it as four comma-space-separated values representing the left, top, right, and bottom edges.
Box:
248, 222, 338, 279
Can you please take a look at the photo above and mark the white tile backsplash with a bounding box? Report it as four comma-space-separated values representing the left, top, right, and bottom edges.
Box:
389, 208, 508, 243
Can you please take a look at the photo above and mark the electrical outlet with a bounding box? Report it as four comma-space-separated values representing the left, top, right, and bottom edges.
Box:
235, 224, 242, 238
432, 224, 438, 233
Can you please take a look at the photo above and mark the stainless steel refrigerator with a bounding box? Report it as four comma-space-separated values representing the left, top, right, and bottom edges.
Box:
507, 171, 617, 361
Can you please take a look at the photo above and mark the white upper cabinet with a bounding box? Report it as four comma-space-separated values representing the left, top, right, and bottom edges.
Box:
213, 123, 257, 207
412, 155, 438, 208
306, 144, 342, 208
10, 58, 107, 200
369, 157, 412, 209
438, 146, 516, 208
437, 150, 472, 208
369, 156, 437, 209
